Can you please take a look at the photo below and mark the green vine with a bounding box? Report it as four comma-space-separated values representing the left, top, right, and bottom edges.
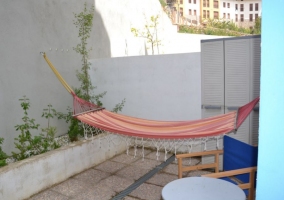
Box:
12, 96, 60, 161
68, 3, 125, 141
0, 138, 7, 167
131, 15, 162, 55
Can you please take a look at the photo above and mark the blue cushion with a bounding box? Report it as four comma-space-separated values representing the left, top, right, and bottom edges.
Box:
223, 135, 258, 185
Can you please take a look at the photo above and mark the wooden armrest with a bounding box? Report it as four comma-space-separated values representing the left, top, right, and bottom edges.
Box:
202, 167, 257, 200
176, 150, 223, 159
177, 150, 223, 179
201, 167, 257, 178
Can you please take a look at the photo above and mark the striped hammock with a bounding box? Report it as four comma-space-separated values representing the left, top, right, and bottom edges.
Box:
42, 53, 259, 156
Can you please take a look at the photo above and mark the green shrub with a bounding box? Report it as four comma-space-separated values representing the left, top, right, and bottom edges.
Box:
179, 18, 260, 36
12, 96, 61, 161
0, 137, 7, 167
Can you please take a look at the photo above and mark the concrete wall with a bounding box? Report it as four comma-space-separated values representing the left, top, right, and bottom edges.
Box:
0, 134, 126, 200
94, 0, 229, 57
0, 0, 102, 154
89, 53, 201, 121
0, 0, 228, 154
256, 0, 284, 199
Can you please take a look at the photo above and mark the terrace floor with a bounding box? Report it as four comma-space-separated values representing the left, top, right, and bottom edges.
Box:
28, 148, 209, 200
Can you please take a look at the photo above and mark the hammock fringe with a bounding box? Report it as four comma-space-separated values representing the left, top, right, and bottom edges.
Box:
41, 52, 260, 142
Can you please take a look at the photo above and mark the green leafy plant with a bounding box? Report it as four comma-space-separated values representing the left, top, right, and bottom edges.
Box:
179, 18, 261, 36
253, 17, 261, 34
12, 97, 60, 161
131, 15, 162, 55
69, 3, 125, 141
73, 3, 95, 102
159, 0, 167, 7
0, 137, 7, 167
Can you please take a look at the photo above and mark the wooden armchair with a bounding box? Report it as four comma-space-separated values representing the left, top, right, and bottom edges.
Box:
176, 136, 258, 200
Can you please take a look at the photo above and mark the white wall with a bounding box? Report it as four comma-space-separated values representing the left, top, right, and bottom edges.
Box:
93, 0, 227, 57
90, 53, 201, 121
0, 1, 102, 154
0, 134, 126, 200
0, 0, 229, 154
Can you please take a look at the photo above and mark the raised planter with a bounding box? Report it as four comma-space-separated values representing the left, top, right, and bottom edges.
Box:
0, 133, 127, 200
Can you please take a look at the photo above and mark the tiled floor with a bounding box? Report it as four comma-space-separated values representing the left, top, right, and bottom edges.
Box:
28, 148, 204, 200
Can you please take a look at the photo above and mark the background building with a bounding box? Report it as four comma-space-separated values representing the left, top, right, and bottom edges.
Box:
169, 0, 262, 28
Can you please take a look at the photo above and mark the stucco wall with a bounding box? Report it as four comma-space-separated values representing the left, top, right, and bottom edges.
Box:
0, 0, 228, 154
94, 0, 228, 57
89, 53, 201, 121
0, 0, 99, 154
0, 134, 126, 200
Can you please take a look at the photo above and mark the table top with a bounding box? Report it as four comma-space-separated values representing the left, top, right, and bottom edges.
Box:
162, 177, 246, 200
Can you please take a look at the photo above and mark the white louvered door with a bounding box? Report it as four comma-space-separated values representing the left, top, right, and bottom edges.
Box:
224, 38, 251, 143
201, 40, 225, 167
201, 36, 261, 167
250, 37, 261, 145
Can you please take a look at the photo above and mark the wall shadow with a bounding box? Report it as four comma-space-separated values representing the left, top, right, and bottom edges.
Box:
92, 4, 111, 58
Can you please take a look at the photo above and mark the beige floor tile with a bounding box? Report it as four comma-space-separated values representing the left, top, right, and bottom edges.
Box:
146, 172, 177, 187
72, 168, 111, 185
50, 178, 91, 197
129, 183, 163, 200
29, 190, 69, 200
116, 165, 149, 181
98, 175, 135, 192
132, 158, 162, 170
94, 160, 127, 173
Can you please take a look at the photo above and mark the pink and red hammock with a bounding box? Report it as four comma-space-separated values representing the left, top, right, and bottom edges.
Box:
72, 92, 259, 140
42, 52, 259, 140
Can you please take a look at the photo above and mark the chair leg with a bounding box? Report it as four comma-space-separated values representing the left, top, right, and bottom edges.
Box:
178, 157, 183, 179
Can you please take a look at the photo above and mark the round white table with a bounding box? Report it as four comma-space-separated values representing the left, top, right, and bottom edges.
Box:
162, 177, 246, 200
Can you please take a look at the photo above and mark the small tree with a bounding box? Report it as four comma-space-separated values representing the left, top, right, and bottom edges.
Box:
131, 15, 162, 55
253, 17, 261, 35
70, 3, 125, 141
73, 2, 95, 102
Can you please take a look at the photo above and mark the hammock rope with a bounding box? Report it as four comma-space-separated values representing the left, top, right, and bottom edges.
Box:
41, 53, 260, 154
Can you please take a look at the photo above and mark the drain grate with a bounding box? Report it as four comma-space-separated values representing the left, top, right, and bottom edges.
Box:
111, 154, 175, 200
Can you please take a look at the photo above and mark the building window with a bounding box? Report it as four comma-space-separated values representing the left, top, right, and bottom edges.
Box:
228, 13, 230, 19
204, 0, 209, 7
203, 10, 210, 18
214, 1, 219, 9
235, 14, 238, 22
255, 3, 259, 11
241, 14, 244, 22
194, 0, 196, 4
223, 2, 226, 8
227, 3, 230, 8
250, 14, 253, 21
194, 10, 196, 16
255, 13, 258, 19
250, 4, 253, 11
240, 4, 244, 11
180, 0, 183, 4
189, 9, 192, 15
235, 4, 238, 11
214, 11, 219, 19
223, 13, 226, 19
180, 8, 183, 16
189, 0, 191, 3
